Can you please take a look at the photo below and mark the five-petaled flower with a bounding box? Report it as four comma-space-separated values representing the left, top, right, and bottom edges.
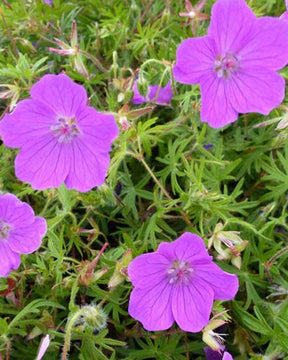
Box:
0, 193, 47, 278
179, 0, 209, 35
128, 232, 238, 332
132, 79, 173, 106
0, 74, 119, 192
204, 347, 233, 360
174, 0, 288, 128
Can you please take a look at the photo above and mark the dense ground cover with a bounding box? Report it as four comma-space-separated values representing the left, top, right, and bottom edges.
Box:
0, 0, 288, 359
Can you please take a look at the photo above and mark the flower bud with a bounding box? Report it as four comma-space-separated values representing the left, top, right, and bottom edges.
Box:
73, 55, 89, 78
0, 84, 20, 110
277, 113, 288, 130
136, 73, 149, 97
108, 249, 132, 289
119, 116, 130, 131
202, 319, 227, 352
161, 8, 171, 26
79, 305, 107, 331
36, 334, 50, 360
208, 222, 248, 269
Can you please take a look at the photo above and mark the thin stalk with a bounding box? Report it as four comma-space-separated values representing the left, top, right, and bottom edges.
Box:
0, 10, 18, 58
79, 50, 108, 73
61, 308, 87, 360
264, 245, 288, 284
130, 151, 194, 227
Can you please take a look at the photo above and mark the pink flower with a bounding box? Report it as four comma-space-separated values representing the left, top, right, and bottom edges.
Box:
0, 193, 47, 278
0, 74, 119, 192
174, 0, 288, 128
132, 80, 173, 106
128, 232, 238, 332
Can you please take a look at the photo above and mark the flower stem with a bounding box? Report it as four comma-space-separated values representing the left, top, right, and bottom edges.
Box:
61, 308, 87, 360
0, 10, 18, 59
264, 245, 288, 284
79, 50, 108, 73
131, 152, 194, 227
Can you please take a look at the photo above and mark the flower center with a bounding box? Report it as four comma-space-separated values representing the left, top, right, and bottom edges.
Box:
188, 10, 196, 18
167, 260, 193, 285
51, 117, 80, 143
215, 54, 239, 79
0, 219, 12, 241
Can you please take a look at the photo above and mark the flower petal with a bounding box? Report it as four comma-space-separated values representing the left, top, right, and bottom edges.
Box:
0, 242, 20, 278
8, 217, 47, 254
228, 67, 285, 116
128, 252, 170, 289
281, 11, 288, 21
15, 135, 70, 190
173, 36, 216, 84
204, 347, 223, 360
158, 232, 211, 263
208, 0, 256, 54
200, 74, 238, 128
30, 74, 87, 117
149, 80, 173, 105
239, 17, 288, 70
0, 194, 34, 226
36, 335, 51, 360
195, 262, 239, 300
132, 81, 148, 105
223, 352, 233, 360
64, 138, 110, 192
128, 282, 174, 331
0, 99, 55, 148
76, 107, 119, 152
172, 277, 214, 332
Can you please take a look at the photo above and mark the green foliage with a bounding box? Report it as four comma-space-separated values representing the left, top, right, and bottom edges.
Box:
0, 0, 288, 359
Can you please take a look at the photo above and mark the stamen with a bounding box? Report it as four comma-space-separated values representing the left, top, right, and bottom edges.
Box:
0, 219, 12, 241
215, 54, 239, 79
167, 260, 193, 285
51, 117, 80, 143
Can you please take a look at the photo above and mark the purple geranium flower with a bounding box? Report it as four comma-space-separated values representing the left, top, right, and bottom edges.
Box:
204, 347, 233, 360
174, 0, 288, 128
44, 0, 53, 6
0, 193, 47, 278
132, 80, 173, 105
0, 74, 119, 192
128, 232, 238, 332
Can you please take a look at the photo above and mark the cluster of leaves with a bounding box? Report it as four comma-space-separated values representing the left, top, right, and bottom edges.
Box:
0, 0, 288, 359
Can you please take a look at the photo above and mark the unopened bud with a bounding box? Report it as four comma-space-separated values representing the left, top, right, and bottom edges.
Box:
73, 56, 89, 78
0, 84, 20, 110
137, 72, 149, 97
71, 20, 78, 48
108, 249, 132, 289
161, 8, 171, 26
79, 305, 107, 331
277, 113, 288, 130
36, 334, 50, 360
119, 116, 130, 131
117, 93, 125, 102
